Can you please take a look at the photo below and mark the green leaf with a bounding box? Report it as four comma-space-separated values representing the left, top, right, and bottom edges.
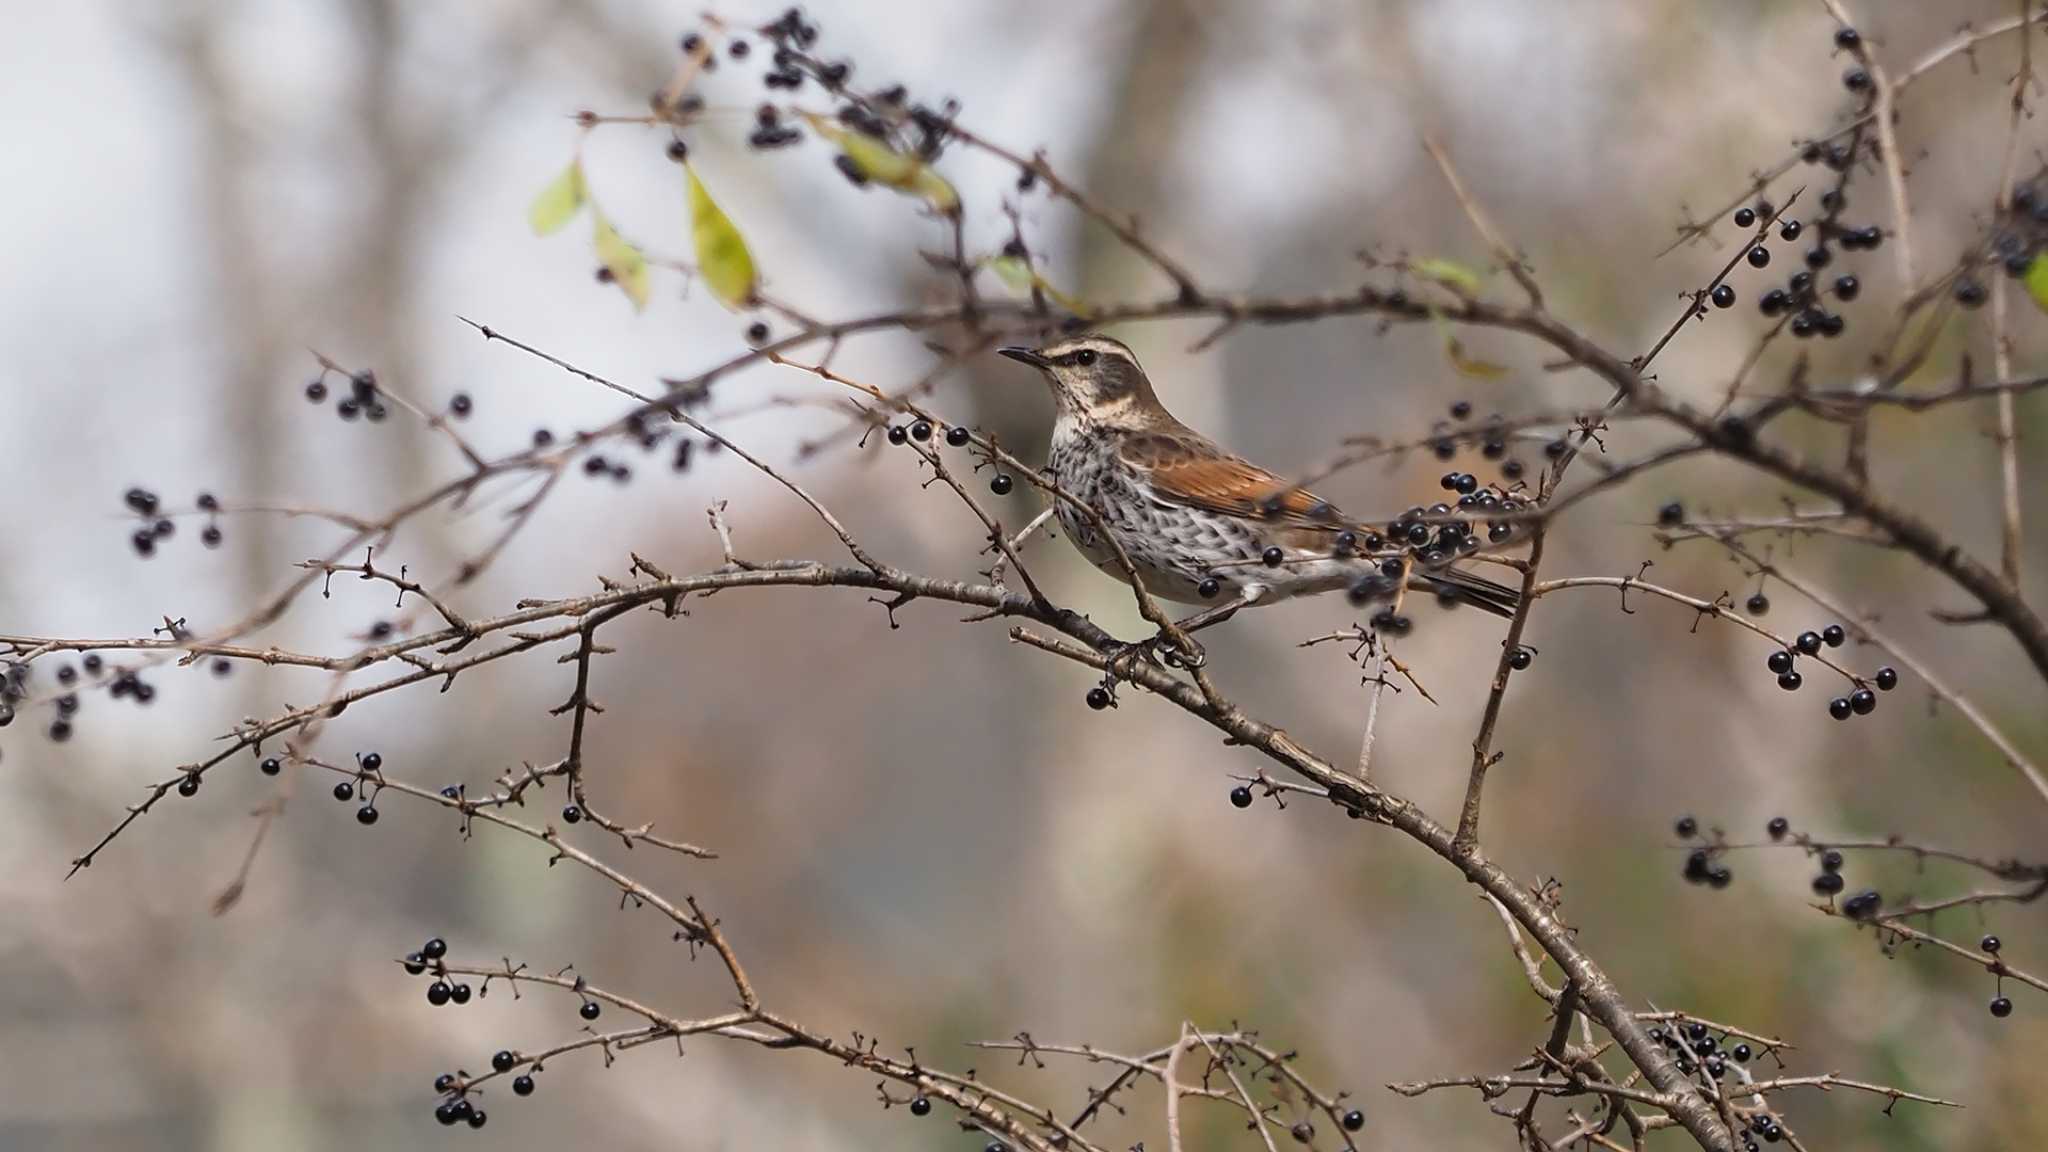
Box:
592, 210, 651, 311
1413, 257, 1485, 296
987, 255, 1035, 293
984, 255, 1090, 317
2023, 256, 2048, 314
529, 161, 586, 236
803, 114, 960, 214
686, 165, 757, 310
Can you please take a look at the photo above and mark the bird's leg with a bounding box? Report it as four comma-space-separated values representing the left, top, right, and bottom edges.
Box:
1148, 588, 1262, 670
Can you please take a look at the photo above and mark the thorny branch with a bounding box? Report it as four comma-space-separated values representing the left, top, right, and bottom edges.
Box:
8, 8, 2044, 1151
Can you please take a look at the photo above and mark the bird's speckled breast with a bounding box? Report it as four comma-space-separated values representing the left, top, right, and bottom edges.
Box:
1046, 419, 1277, 604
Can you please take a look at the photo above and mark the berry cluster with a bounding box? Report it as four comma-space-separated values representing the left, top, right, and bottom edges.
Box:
1428, 400, 1532, 482
570, 410, 718, 485
1756, 621, 1897, 717
0, 652, 164, 747
1982, 934, 2016, 1019
1957, 166, 2048, 307
1651, 1019, 1759, 1090
880, 415, 1011, 493
1732, 193, 1876, 338
1674, 816, 1734, 888
123, 486, 224, 556
331, 750, 387, 825
306, 369, 390, 423
1647, 1019, 1793, 1148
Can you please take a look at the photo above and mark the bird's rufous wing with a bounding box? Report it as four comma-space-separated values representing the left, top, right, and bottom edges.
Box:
1117, 432, 1345, 529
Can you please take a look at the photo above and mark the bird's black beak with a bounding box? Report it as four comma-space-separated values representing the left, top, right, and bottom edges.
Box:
998, 346, 1048, 368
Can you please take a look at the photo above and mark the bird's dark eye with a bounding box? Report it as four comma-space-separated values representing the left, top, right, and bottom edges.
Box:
1074, 349, 1097, 366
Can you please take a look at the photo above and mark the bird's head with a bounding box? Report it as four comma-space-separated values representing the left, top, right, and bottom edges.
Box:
999, 335, 1162, 426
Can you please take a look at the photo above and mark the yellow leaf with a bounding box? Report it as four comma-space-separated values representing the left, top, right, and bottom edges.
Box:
592, 210, 651, 311
2023, 256, 2048, 314
1445, 336, 1508, 378
686, 165, 757, 310
905, 166, 961, 215
803, 114, 959, 214
1413, 257, 1485, 296
1428, 310, 1506, 378
529, 161, 586, 236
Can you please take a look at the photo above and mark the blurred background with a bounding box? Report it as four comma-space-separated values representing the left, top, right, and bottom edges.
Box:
3, 1, 2046, 1148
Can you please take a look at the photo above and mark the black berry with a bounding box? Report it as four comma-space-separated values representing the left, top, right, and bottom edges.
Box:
580, 1000, 602, 1020
513, 1075, 536, 1097
1230, 785, 1253, 809
1747, 246, 1770, 268
1711, 284, 1736, 309
493, 1050, 517, 1073
989, 474, 1014, 496
1085, 686, 1111, 711
1874, 666, 1898, 691
1675, 815, 1698, 838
